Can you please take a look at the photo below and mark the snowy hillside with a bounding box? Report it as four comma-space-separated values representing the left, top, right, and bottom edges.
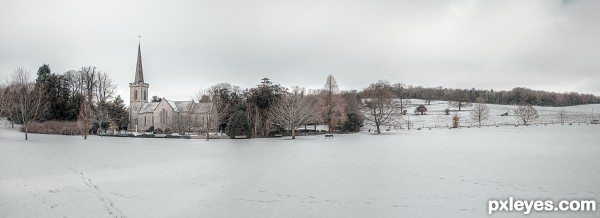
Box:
362, 100, 600, 131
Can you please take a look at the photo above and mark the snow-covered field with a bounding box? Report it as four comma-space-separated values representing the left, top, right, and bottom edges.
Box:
363, 101, 599, 130
1, 123, 599, 218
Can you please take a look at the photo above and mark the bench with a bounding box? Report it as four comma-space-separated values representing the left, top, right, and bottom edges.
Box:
324, 134, 334, 138
234, 135, 247, 139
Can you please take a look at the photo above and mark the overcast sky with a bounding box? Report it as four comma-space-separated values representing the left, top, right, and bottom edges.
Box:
1, 0, 599, 103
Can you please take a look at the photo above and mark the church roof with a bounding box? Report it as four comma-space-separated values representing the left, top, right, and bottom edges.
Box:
137, 99, 213, 114
192, 102, 213, 113
134, 43, 144, 83
175, 101, 193, 112
165, 100, 194, 113
166, 100, 179, 112
139, 102, 159, 113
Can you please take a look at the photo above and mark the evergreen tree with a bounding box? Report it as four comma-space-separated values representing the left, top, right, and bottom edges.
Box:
36, 64, 51, 83
226, 110, 251, 139
107, 95, 129, 131
246, 78, 285, 137
341, 113, 363, 133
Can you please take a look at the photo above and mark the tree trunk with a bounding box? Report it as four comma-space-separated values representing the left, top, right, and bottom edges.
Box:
25, 125, 28, 140
376, 124, 381, 134
291, 125, 296, 139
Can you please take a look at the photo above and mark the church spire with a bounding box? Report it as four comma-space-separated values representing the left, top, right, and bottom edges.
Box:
134, 36, 144, 83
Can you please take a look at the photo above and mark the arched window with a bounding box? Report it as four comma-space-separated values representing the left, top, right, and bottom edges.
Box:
143, 90, 147, 101
134, 90, 138, 100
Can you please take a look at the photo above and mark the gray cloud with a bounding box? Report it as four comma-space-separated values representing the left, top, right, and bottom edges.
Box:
1, 0, 599, 103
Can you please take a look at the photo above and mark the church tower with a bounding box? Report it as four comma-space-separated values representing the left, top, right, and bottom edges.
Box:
129, 40, 149, 129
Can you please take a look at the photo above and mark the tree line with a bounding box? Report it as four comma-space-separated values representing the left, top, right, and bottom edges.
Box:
2, 65, 598, 140
390, 84, 600, 107
194, 76, 364, 139
0, 64, 128, 140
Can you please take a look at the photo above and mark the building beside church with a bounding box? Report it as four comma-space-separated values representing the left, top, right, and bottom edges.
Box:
128, 43, 216, 133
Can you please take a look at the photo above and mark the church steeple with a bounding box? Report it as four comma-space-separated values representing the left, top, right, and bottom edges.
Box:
129, 36, 150, 130
134, 41, 144, 83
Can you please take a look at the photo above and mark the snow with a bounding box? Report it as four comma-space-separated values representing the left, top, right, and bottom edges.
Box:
1, 122, 600, 217
362, 100, 600, 130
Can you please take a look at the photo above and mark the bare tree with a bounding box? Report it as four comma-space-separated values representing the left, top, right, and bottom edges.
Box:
470, 98, 490, 126
64, 70, 84, 99
94, 71, 116, 103
341, 90, 361, 114
7, 67, 47, 140
557, 108, 567, 124
449, 92, 471, 111
1, 77, 19, 128
94, 101, 111, 135
270, 86, 317, 139
77, 97, 93, 139
318, 75, 346, 133
207, 83, 239, 135
196, 90, 218, 140
168, 111, 194, 135
363, 80, 401, 133
80, 66, 98, 103
393, 83, 411, 115
514, 104, 539, 125
0, 79, 9, 121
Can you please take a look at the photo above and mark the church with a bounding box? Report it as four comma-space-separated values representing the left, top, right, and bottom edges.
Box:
128, 43, 216, 133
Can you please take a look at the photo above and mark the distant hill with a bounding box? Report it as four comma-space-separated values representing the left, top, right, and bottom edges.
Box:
361, 99, 599, 131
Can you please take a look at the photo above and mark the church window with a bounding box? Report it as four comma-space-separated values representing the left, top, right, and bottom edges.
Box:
144, 116, 147, 126
134, 91, 138, 100
143, 90, 147, 101
160, 109, 168, 124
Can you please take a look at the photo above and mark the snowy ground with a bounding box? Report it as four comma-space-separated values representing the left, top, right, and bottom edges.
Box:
363, 100, 599, 131
1, 123, 599, 218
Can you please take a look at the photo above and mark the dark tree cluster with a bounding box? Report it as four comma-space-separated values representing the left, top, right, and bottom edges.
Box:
1, 64, 129, 138
36, 64, 82, 121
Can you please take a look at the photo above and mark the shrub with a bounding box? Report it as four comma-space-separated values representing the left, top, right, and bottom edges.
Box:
164, 128, 173, 134
153, 128, 164, 134
23, 120, 80, 135
145, 126, 155, 132
416, 105, 427, 115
